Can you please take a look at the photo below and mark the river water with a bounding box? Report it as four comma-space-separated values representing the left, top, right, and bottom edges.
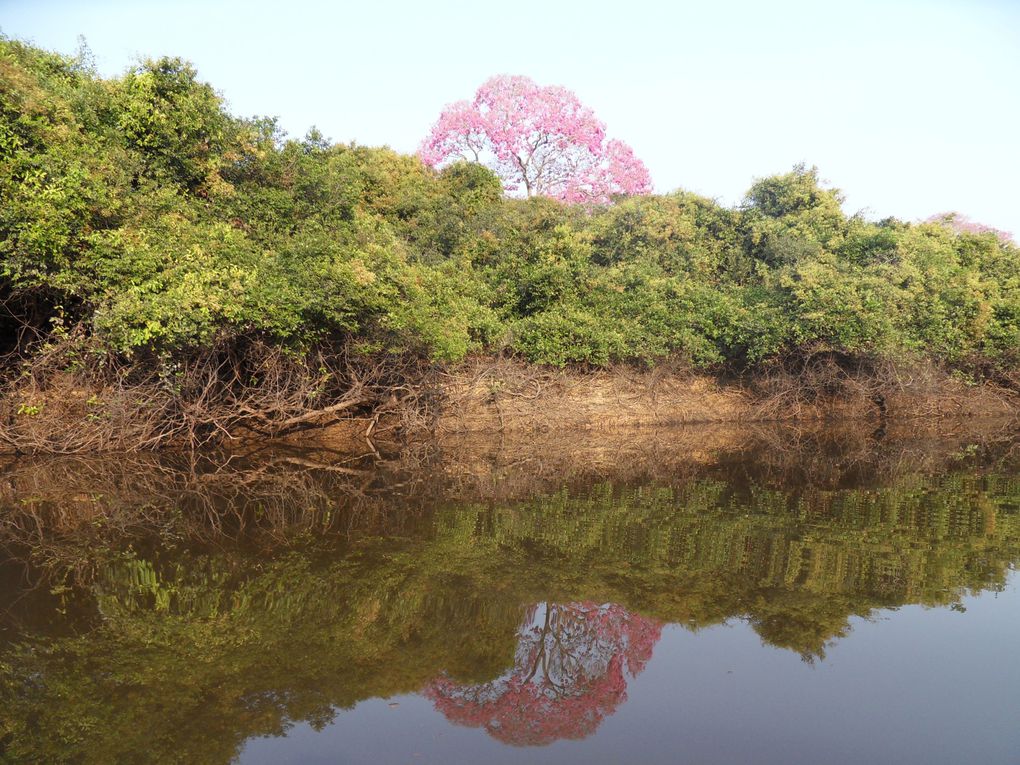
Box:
1, 426, 1018, 764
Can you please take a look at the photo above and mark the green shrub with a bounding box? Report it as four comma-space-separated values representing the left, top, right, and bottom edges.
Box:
1, 36, 1016, 382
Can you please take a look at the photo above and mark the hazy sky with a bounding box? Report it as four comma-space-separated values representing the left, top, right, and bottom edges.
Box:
3, 0, 1018, 234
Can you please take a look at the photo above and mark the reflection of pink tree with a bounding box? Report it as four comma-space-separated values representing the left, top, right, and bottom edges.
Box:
426, 602, 661, 746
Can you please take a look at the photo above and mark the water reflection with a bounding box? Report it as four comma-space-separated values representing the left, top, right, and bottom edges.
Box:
0, 425, 1018, 763
427, 602, 661, 745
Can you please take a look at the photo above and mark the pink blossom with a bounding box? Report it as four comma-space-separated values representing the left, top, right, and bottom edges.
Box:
419, 76, 652, 204
926, 212, 1014, 245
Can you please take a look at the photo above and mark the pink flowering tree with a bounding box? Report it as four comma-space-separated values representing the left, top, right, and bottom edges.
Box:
925, 212, 1014, 245
419, 76, 652, 204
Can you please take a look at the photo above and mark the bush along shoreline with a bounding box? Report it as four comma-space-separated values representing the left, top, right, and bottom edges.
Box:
1, 38, 1018, 452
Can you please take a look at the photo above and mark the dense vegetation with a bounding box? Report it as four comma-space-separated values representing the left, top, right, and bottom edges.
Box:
1, 38, 1018, 447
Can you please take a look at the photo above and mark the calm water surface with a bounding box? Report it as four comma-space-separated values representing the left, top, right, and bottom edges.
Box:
0, 428, 1018, 764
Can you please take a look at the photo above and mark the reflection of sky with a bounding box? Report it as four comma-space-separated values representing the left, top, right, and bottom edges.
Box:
240, 575, 1020, 764
4, 0, 1020, 237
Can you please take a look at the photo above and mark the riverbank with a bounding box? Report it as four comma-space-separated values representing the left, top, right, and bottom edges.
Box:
3, 356, 1018, 455
432, 358, 1020, 433
290, 357, 1019, 453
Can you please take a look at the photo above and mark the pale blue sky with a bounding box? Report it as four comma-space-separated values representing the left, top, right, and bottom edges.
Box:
3, 0, 1018, 235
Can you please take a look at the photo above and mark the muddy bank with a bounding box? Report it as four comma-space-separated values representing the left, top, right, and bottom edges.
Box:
297, 358, 1019, 451
428, 359, 1019, 434
3, 355, 1018, 455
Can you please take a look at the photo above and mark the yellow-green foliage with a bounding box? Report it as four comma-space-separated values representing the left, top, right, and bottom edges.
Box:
1, 37, 1017, 373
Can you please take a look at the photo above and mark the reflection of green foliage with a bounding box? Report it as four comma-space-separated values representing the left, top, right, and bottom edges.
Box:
461, 474, 1020, 654
1, 465, 1019, 763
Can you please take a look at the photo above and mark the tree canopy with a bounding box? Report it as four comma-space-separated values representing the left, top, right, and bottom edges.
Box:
0, 36, 1017, 385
